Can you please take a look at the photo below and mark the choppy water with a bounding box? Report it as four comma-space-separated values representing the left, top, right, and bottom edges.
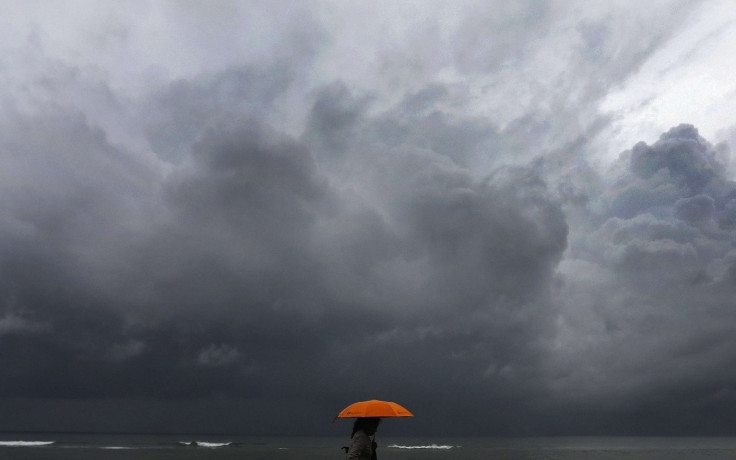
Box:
3, 433, 736, 459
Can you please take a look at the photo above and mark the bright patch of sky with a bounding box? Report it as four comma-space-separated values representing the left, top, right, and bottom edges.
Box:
600, 0, 736, 159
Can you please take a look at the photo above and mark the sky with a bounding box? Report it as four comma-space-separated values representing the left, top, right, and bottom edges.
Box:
1, 0, 736, 437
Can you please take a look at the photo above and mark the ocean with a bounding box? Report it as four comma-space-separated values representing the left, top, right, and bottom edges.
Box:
2, 433, 736, 459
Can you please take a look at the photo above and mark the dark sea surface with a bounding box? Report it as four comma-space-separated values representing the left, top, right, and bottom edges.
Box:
3, 433, 736, 459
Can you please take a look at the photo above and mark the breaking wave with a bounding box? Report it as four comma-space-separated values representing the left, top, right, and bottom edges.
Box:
0, 441, 56, 447
179, 441, 233, 448
388, 443, 456, 449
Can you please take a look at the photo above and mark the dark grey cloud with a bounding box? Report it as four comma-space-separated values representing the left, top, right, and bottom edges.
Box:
0, 63, 570, 434
549, 124, 736, 434
1, 0, 735, 438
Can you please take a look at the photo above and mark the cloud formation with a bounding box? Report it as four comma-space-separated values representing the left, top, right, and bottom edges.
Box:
1, 0, 736, 436
550, 124, 736, 434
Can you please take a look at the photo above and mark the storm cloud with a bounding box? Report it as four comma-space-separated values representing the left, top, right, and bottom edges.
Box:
1, 0, 736, 436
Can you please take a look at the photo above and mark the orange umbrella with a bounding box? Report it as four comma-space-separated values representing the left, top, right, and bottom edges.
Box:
335, 399, 414, 419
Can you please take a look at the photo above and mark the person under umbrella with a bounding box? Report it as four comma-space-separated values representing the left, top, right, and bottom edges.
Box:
346, 417, 380, 460
335, 399, 413, 459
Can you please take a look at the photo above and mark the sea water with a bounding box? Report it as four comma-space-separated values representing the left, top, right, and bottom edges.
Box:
3, 433, 736, 459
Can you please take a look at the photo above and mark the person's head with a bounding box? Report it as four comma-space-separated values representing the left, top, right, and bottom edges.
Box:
352, 417, 381, 436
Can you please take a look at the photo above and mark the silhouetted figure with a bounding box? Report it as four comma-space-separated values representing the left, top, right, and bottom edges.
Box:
346, 417, 380, 460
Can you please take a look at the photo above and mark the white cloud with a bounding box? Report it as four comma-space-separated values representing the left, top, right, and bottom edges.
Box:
599, 0, 736, 157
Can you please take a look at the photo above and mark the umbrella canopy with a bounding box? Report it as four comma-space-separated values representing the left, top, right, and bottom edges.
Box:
335, 399, 414, 419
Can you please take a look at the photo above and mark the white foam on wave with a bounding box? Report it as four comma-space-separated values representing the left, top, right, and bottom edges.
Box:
179, 441, 231, 448
195, 441, 232, 448
388, 444, 456, 449
0, 441, 55, 447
